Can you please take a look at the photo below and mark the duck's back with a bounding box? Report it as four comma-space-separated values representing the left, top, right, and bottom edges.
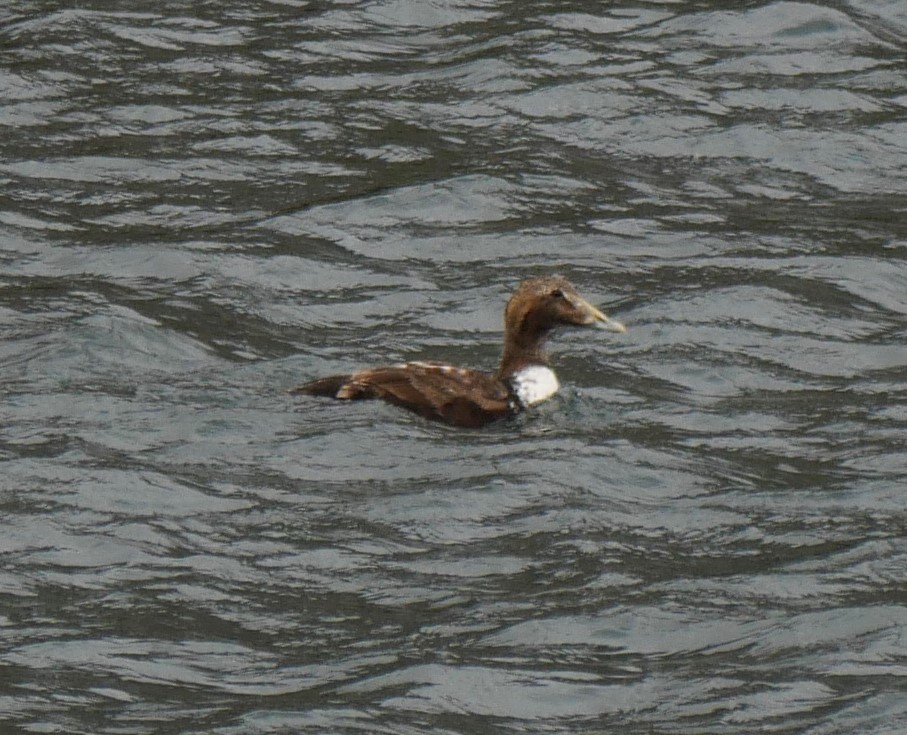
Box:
292, 361, 515, 428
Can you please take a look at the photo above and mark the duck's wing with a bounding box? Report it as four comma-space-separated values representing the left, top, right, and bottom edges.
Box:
293, 362, 514, 427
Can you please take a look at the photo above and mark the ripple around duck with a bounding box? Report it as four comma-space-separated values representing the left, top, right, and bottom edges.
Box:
2, 0, 907, 733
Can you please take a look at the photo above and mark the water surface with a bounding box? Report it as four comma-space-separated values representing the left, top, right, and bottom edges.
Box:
2, 1, 906, 733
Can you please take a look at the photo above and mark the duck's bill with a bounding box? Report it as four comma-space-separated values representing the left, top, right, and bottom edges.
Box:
583, 302, 627, 333
595, 313, 627, 333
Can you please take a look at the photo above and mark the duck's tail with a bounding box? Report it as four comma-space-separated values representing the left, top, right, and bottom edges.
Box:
289, 374, 352, 398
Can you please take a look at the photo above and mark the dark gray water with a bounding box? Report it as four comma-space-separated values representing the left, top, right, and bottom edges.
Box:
2, 1, 906, 733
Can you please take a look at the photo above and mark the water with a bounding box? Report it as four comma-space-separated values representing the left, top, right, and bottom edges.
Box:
2, 1, 906, 733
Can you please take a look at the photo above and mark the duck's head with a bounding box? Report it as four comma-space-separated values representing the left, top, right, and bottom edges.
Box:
498, 275, 625, 376
505, 275, 625, 337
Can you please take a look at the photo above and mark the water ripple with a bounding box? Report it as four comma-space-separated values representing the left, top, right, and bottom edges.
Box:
2, 0, 906, 733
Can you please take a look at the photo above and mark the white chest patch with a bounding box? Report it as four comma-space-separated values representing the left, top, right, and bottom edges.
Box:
510, 365, 560, 407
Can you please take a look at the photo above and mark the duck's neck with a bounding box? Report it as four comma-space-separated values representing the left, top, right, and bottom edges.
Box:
496, 328, 550, 380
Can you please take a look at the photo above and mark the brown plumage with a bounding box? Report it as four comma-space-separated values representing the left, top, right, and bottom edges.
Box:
292, 276, 626, 428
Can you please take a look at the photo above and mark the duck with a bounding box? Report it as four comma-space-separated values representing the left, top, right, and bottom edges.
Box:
291, 275, 626, 428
